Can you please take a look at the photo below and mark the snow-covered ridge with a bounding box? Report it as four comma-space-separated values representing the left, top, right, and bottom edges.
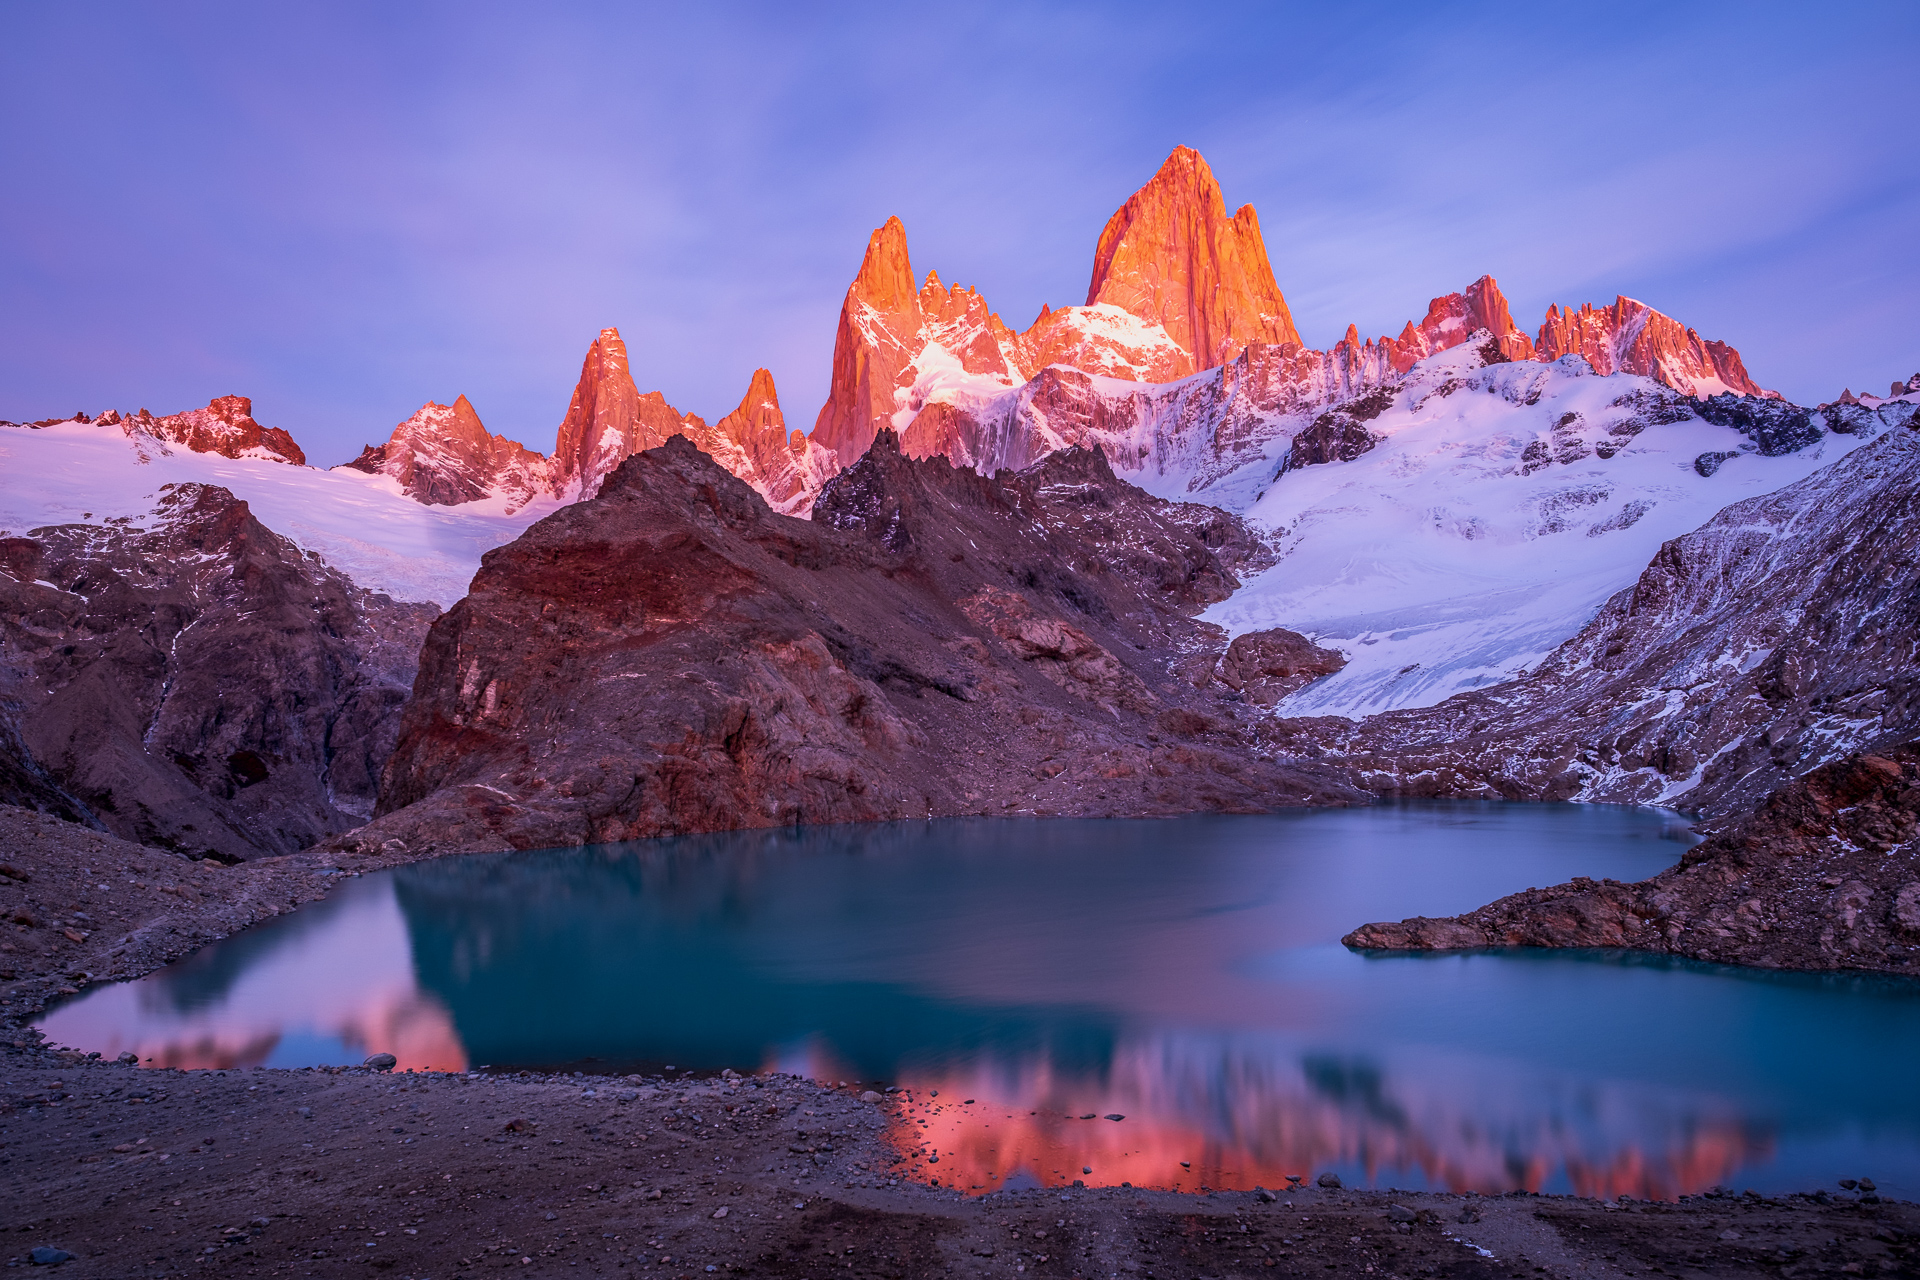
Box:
0, 419, 556, 606
1195, 344, 1899, 717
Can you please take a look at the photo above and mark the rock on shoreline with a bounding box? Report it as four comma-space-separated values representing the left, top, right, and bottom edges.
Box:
1344, 746, 1920, 974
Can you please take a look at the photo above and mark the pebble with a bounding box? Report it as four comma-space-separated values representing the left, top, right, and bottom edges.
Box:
363, 1052, 397, 1071
1319, 1173, 1343, 1189
29, 1246, 74, 1264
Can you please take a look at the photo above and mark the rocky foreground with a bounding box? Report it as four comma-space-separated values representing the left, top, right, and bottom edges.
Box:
1345, 747, 1920, 974
0, 483, 438, 859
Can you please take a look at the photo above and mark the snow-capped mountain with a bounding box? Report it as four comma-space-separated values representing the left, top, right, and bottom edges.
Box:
5, 143, 1882, 731
0, 411, 555, 606
1201, 342, 1876, 717
345, 394, 552, 513
1281, 396, 1920, 818
1536, 296, 1773, 399
353, 328, 832, 516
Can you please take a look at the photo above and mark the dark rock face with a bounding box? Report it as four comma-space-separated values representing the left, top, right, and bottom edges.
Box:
1691, 393, 1821, 456
362, 433, 1359, 855
1281, 387, 1394, 474
1217, 630, 1347, 706
1270, 418, 1920, 819
1345, 746, 1920, 975
0, 485, 437, 859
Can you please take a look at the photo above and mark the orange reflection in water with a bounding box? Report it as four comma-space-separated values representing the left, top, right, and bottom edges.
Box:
878, 1048, 1771, 1202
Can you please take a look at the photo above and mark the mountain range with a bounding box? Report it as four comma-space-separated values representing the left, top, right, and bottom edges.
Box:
3, 145, 1917, 882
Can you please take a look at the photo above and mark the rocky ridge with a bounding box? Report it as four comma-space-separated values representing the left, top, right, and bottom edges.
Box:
21, 397, 307, 467
356, 331, 830, 516
1345, 746, 1920, 976
1266, 401, 1920, 816
813, 147, 1776, 510
1538, 296, 1773, 399
0, 484, 437, 860
346, 433, 1359, 856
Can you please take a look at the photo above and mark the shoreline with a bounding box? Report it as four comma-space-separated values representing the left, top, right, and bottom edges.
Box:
7, 803, 1919, 1276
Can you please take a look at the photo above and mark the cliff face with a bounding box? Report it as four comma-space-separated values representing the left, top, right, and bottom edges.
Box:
1269, 403, 1920, 816
1536, 297, 1771, 399
811, 146, 1303, 468
0, 485, 437, 859
808, 218, 1026, 466
356, 434, 1359, 856
1344, 746, 1920, 976
343, 395, 552, 512
1083, 145, 1302, 372
550, 328, 708, 501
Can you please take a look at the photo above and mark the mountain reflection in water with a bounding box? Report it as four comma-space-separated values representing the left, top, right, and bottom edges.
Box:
37, 806, 1920, 1199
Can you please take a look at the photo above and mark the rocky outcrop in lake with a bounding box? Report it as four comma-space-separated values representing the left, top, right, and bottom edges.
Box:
0, 485, 437, 860
1345, 745, 1920, 975
357, 432, 1360, 856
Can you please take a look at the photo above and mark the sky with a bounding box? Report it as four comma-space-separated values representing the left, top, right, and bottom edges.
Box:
3, 2, 1916, 467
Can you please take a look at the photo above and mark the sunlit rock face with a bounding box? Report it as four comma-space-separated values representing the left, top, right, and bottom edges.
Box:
343, 395, 552, 513
1536, 296, 1772, 399
807, 146, 1780, 530
809, 146, 1304, 468
808, 217, 1028, 468
94, 396, 307, 466
683, 368, 836, 517
550, 327, 709, 501
1081, 144, 1302, 373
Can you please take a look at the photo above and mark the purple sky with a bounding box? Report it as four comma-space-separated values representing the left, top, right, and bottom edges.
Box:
4, 2, 1916, 466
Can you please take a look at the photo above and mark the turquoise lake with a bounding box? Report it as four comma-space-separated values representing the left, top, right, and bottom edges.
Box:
39, 803, 1920, 1200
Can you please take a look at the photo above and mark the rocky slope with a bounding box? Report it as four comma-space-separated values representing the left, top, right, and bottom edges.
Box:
343, 394, 551, 512
351, 433, 1358, 856
1267, 401, 1920, 813
0, 484, 437, 860
1345, 746, 1920, 976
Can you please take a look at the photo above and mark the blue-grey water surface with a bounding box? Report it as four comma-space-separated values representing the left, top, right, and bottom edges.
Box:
39, 804, 1920, 1200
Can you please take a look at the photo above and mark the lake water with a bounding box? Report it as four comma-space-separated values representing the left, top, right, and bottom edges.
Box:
38, 804, 1920, 1201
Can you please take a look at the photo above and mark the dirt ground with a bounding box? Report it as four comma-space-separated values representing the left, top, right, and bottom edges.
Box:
3, 805, 1917, 1278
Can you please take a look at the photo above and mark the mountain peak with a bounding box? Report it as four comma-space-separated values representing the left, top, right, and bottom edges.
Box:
342, 396, 550, 511
141, 395, 307, 466
1083, 146, 1302, 373
853, 216, 918, 315
550, 327, 704, 500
